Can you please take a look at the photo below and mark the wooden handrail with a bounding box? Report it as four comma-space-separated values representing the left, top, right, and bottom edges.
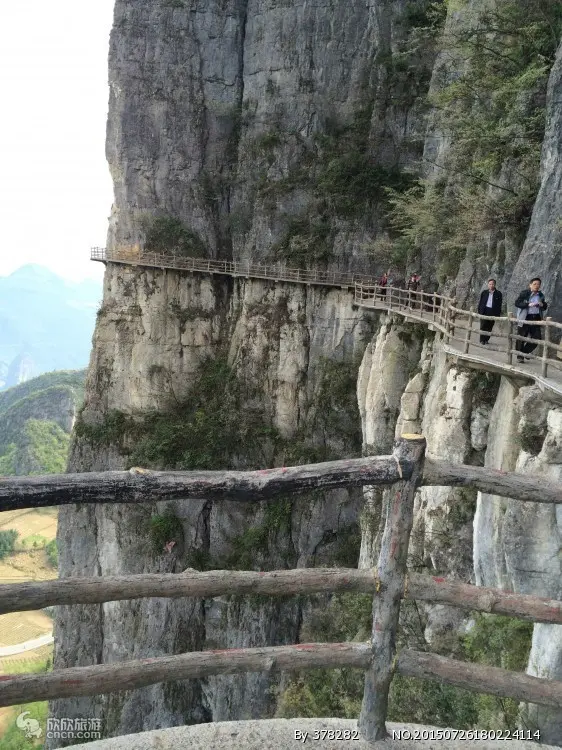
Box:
1, 457, 561, 511
3, 641, 562, 713
3, 569, 562, 624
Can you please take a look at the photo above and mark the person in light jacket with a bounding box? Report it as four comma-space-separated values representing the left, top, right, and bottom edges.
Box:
514, 277, 548, 363
477, 279, 503, 344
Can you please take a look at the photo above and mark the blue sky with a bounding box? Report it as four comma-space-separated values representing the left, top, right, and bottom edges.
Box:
0, 0, 115, 282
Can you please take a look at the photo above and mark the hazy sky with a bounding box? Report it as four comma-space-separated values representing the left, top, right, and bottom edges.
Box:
0, 1, 115, 282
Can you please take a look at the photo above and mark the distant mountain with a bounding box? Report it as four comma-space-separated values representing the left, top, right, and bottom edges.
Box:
0, 370, 86, 475
0, 265, 102, 390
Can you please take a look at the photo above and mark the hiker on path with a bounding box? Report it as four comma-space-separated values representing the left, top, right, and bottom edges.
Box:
477, 279, 503, 344
407, 273, 421, 308
514, 277, 548, 363
378, 271, 389, 301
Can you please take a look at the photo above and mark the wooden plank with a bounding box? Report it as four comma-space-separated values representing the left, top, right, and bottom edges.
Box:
397, 649, 562, 709
0, 455, 410, 511
424, 459, 562, 504
0, 643, 371, 707
359, 435, 426, 741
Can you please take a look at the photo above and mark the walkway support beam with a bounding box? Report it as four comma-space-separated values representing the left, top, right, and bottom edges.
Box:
358, 435, 426, 741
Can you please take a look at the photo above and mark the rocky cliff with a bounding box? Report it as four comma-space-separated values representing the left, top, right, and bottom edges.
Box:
51, 0, 562, 746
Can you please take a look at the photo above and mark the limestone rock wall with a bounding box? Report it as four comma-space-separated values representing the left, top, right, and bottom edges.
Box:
51, 263, 374, 741
474, 385, 562, 744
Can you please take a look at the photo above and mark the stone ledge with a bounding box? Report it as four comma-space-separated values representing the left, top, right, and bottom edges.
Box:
68, 718, 561, 750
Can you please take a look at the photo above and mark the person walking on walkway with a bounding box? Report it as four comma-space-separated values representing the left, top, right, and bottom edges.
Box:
378, 271, 388, 301
514, 277, 548, 363
477, 279, 503, 344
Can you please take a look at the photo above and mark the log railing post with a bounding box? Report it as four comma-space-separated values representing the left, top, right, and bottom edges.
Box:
464, 309, 474, 354
450, 299, 457, 338
358, 434, 426, 741
507, 312, 515, 365
542, 318, 552, 377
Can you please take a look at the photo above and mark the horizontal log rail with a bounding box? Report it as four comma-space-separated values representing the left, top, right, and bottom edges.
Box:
397, 650, 562, 710
2, 456, 561, 511
3, 568, 561, 624
423, 459, 562, 505
0, 642, 371, 707
0, 454, 409, 511
2, 641, 562, 712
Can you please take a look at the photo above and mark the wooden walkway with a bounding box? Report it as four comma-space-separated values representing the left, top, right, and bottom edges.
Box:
91, 248, 562, 399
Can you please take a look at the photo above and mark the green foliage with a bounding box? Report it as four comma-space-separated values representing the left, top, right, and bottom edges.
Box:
0, 529, 18, 560
1, 702, 48, 749
74, 410, 134, 449
272, 216, 333, 265
225, 499, 293, 570
0, 370, 86, 417
21, 420, 69, 474
518, 422, 546, 456
129, 357, 279, 470
278, 593, 372, 718
388, 0, 562, 278
471, 370, 501, 407
141, 215, 207, 257
280, 598, 533, 732
0, 443, 17, 475
148, 512, 184, 555
46, 539, 58, 568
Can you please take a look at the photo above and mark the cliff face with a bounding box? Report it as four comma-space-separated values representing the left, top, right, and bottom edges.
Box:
53, 263, 374, 736
51, 0, 562, 745
106, 0, 436, 269
507, 40, 562, 320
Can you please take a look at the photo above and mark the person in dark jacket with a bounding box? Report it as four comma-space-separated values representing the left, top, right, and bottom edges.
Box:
514, 277, 548, 362
477, 279, 503, 344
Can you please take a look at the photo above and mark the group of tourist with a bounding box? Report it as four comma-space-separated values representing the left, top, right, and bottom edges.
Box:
377, 271, 549, 364
477, 277, 548, 363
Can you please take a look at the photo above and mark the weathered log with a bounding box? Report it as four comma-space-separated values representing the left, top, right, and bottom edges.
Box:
397, 649, 562, 709
0, 642, 371, 708
0, 568, 374, 614
2, 568, 562, 626
359, 435, 426, 741
0, 455, 410, 511
424, 459, 562, 504
2, 455, 561, 512
408, 574, 562, 625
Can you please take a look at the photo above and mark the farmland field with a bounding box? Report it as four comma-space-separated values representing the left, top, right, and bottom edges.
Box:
0, 647, 52, 746
0, 508, 57, 542
0, 611, 53, 647
0, 549, 57, 583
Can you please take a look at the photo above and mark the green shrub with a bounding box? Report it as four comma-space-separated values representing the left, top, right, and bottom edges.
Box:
46, 539, 58, 568
130, 357, 279, 470
0, 529, 18, 560
388, 0, 562, 276
142, 215, 206, 257
148, 512, 184, 555
1, 702, 48, 749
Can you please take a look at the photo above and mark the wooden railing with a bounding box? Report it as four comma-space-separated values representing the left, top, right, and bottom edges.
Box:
91, 247, 378, 288
2, 437, 562, 741
356, 283, 562, 381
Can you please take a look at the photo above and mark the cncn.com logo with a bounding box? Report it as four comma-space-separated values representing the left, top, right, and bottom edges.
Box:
46, 718, 103, 740
47, 731, 102, 740
15, 714, 104, 741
